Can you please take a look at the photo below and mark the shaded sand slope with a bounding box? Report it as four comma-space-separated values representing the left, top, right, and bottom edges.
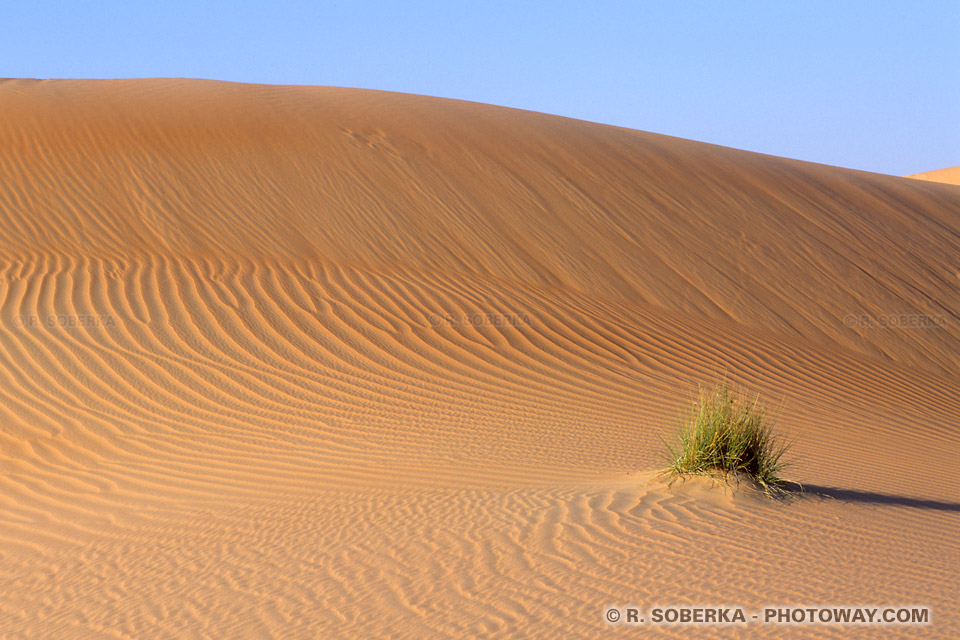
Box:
0, 79, 958, 638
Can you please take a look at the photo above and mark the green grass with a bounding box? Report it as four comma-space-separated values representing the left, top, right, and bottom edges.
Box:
661, 381, 793, 491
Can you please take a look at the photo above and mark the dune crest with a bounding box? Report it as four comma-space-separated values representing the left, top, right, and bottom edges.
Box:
908, 165, 960, 186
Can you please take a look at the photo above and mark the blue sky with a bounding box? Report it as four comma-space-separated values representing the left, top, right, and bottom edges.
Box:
4, 1, 957, 176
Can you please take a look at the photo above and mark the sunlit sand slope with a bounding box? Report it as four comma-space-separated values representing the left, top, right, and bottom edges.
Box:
908, 165, 960, 186
0, 79, 958, 639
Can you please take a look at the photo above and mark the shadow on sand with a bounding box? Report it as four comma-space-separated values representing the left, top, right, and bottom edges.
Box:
782, 482, 960, 513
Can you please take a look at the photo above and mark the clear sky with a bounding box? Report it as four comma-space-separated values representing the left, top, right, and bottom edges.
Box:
4, 1, 957, 176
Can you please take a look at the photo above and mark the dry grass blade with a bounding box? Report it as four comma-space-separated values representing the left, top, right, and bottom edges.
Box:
662, 381, 794, 493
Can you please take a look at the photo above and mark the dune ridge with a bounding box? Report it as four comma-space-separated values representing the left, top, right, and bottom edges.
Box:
0, 79, 958, 638
908, 165, 960, 186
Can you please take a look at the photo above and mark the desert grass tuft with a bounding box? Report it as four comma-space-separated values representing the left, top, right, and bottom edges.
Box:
661, 381, 793, 492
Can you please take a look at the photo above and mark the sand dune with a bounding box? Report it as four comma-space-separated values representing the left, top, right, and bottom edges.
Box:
0, 78, 958, 638
907, 165, 960, 186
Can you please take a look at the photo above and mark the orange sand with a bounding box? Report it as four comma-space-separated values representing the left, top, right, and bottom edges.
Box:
907, 165, 960, 186
0, 79, 958, 638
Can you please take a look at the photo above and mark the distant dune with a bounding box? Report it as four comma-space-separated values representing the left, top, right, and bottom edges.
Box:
0, 79, 958, 639
908, 165, 960, 186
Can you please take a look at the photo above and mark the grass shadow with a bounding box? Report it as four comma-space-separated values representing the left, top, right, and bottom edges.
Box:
780, 482, 960, 512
